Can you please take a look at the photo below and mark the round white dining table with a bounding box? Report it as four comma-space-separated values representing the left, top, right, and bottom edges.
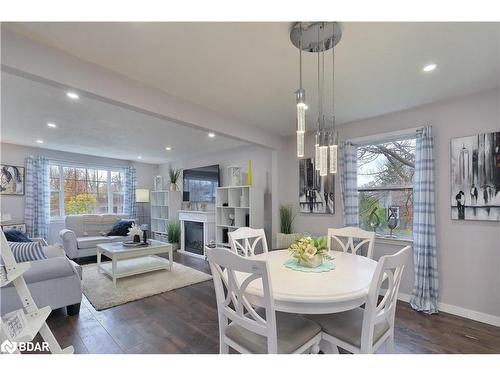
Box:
235, 250, 378, 314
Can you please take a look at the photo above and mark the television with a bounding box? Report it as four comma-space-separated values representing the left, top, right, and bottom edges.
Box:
182, 164, 220, 202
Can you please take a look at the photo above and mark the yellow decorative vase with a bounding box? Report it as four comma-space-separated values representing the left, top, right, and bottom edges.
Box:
247, 160, 253, 186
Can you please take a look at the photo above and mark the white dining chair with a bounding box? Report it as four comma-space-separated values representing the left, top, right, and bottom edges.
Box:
228, 227, 268, 257
327, 226, 376, 259
308, 245, 411, 354
206, 247, 322, 354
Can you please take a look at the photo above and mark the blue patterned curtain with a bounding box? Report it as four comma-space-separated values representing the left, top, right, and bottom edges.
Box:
124, 166, 137, 219
410, 126, 439, 314
24, 156, 50, 239
339, 142, 359, 227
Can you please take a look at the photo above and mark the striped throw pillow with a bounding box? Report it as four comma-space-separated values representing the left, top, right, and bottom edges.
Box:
7, 241, 47, 263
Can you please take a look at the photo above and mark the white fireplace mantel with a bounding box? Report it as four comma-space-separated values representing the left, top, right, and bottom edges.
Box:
178, 210, 216, 258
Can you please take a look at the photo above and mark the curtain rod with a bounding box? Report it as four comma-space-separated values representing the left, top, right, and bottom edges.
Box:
45, 157, 132, 171
347, 126, 424, 146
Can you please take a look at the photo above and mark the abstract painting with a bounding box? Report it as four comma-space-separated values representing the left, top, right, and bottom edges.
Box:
0, 165, 25, 195
451, 131, 500, 221
299, 158, 335, 214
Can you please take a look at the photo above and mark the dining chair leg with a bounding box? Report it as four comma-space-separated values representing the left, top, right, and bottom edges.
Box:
320, 339, 339, 354
220, 341, 229, 354
385, 332, 395, 354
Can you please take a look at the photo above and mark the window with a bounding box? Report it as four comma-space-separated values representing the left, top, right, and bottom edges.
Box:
49, 163, 126, 218
356, 137, 416, 240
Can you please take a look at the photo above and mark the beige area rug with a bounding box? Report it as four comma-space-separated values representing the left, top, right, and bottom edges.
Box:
82, 262, 212, 311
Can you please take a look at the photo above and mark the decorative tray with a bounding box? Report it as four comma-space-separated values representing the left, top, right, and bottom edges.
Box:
122, 241, 150, 248
283, 259, 335, 273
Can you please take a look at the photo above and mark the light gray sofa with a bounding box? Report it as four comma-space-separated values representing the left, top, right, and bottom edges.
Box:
60, 214, 133, 259
0, 241, 82, 316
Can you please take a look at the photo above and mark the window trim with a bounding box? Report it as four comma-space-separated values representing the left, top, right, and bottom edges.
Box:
355, 134, 416, 241
48, 161, 126, 218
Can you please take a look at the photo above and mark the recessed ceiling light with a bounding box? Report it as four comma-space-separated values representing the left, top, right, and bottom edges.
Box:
208, 132, 216, 138
36, 139, 44, 144
422, 63, 437, 72
165, 146, 172, 151
66, 92, 80, 100
137, 156, 142, 160
47, 122, 57, 128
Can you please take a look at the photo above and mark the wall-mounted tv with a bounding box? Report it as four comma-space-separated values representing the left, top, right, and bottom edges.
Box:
182, 164, 220, 202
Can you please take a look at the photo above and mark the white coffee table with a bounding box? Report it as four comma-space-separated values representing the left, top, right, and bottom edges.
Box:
96, 240, 173, 286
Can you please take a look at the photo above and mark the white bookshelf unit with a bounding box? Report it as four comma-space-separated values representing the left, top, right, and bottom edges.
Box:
215, 185, 264, 248
150, 190, 182, 242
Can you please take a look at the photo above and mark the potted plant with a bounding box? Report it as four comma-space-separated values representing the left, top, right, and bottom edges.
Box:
277, 205, 299, 249
167, 220, 181, 251
168, 167, 182, 191
288, 236, 332, 268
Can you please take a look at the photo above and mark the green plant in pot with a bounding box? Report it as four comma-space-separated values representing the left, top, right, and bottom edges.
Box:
288, 236, 332, 268
277, 205, 299, 249
168, 167, 182, 191
167, 220, 181, 251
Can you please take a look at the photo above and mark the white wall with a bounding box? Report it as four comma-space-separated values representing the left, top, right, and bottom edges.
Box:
279, 89, 500, 322
0, 142, 159, 243
160, 145, 274, 242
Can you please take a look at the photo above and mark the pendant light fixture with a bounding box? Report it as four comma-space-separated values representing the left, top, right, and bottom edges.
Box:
295, 23, 306, 158
290, 22, 342, 175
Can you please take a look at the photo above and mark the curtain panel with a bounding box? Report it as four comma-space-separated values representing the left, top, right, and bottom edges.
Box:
339, 142, 359, 227
124, 166, 137, 219
24, 156, 50, 239
410, 126, 439, 314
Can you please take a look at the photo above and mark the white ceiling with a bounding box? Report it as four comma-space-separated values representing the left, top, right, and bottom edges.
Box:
1, 72, 248, 164
5, 22, 500, 136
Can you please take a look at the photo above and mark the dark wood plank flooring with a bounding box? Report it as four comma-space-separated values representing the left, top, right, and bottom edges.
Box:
38, 252, 500, 354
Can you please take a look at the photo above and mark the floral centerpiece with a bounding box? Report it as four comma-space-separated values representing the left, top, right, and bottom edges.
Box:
128, 224, 143, 243
288, 236, 332, 268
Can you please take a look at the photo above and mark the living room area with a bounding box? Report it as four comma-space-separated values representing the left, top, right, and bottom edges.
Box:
1, 3, 500, 367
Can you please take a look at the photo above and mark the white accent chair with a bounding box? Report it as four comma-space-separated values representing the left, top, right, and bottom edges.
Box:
228, 227, 268, 257
206, 247, 322, 354
308, 245, 411, 354
327, 227, 376, 259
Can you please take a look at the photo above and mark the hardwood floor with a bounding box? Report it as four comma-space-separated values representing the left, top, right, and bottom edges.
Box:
38, 252, 500, 354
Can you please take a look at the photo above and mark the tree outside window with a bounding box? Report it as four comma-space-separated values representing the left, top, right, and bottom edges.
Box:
49, 163, 126, 217
357, 138, 416, 239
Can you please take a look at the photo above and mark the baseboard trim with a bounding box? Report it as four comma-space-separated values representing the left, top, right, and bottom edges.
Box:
395, 291, 500, 328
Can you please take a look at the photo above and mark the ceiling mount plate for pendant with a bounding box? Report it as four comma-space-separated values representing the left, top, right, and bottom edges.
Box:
290, 22, 342, 53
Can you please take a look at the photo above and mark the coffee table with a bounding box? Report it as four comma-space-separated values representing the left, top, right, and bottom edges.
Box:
96, 240, 173, 286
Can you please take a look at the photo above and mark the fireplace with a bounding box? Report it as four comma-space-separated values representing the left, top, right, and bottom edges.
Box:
184, 221, 204, 255
178, 210, 215, 258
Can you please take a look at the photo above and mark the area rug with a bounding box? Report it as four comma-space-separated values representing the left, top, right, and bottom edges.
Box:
82, 262, 212, 311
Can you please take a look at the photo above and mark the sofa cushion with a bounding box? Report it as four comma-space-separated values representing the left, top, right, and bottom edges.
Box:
8, 241, 47, 263
22, 257, 78, 284
83, 215, 104, 236
65, 215, 85, 237
107, 220, 134, 236
77, 236, 111, 249
107, 235, 133, 242
3, 229, 32, 242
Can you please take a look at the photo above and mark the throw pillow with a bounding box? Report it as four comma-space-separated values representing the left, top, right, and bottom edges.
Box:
3, 229, 32, 242
7, 241, 47, 263
107, 220, 134, 236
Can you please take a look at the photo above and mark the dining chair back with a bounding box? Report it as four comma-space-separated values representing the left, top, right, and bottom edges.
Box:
327, 226, 376, 259
360, 245, 411, 352
206, 247, 278, 353
228, 227, 268, 257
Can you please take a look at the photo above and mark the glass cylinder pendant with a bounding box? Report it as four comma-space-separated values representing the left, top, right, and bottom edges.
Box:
297, 131, 304, 158
329, 144, 338, 174
319, 146, 328, 176
315, 133, 320, 171
297, 103, 306, 133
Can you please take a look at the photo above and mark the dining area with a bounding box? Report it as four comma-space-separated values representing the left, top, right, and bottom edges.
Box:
206, 226, 412, 354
